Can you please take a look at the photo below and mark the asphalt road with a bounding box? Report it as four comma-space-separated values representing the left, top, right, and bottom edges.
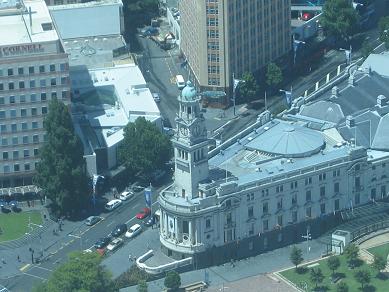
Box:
1, 187, 162, 292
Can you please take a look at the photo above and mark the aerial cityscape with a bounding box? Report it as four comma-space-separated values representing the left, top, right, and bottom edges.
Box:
1, 0, 389, 291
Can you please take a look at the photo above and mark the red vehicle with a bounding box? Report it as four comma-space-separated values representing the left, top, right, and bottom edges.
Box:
302, 12, 313, 21
136, 207, 151, 219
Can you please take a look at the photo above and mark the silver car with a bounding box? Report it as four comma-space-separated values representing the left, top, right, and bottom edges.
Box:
85, 216, 101, 226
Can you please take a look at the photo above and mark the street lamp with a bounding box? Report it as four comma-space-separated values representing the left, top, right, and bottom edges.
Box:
340, 45, 352, 64
302, 227, 312, 255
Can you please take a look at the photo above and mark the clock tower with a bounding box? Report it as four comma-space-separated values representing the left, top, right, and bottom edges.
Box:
173, 81, 209, 199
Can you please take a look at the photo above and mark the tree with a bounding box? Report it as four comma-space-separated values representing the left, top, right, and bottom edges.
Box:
327, 256, 341, 278
372, 254, 387, 277
310, 268, 324, 290
361, 39, 373, 59
290, 246, 303, 270
236, 72, 260, 103
336, 281, 349, 292
378, 16, 389, 48
354, 269, 371, 290
344, 243, 359, 268
137, 280, 148, 292
266, 62, 283, 91
33, 98, 89, 217
320, 0, 359, 42
164, 271, 181, 291
119, 117, 172, 180
33, 252, 116, 292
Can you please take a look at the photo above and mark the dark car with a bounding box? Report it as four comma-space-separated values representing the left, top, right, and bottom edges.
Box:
94, 237, 111, 249
111, 224, 127, 237
144, 216, 156, 227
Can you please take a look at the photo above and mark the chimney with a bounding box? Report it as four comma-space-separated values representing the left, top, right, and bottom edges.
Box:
346, 115, 355, 128
377, 95, 387, 108
331, 86, 339, 99
29, 7, 32, 34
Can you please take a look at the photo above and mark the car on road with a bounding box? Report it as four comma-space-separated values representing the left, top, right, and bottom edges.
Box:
176, 74, 185, 89
144, 216, 156, 227
152, 92, 161, 103
85, 216, 101, 226
119, 191, 134, 201
132, 185, 145, 192
94, 237, 111, 249
111, 224, 128, 237
105, 199, 122, 211
107, 238, 124, 251
125, 223, 142, 238
136, 207, 151, 220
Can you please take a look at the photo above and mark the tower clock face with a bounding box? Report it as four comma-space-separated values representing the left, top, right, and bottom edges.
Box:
180, 127, 188, 136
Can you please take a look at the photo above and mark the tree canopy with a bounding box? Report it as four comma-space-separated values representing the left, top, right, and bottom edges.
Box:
321, 0, 359, 42
33, 98, 89, 217
372, 254, 387, 276
310, 268, 324, 289
164, 271, 181, 290
119, 117, 172, 180
379, 16, 389, 48
33, 252, 116, 292
236, 72, 260, 103
354, 269, 371, 290
265, 62, 283, 90
344, 243, 359, 268
290, 246, 303, 270
336, 281, 349, 292
327, 256, 341, 277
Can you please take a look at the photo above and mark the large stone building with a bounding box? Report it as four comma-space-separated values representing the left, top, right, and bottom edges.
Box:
158, 75, 389, 267
0, 0, 70, 189
179, 0, 291, 92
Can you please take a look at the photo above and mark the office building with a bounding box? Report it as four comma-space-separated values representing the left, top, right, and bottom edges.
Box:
179, 0, 291, 93
0, 0, 70, 188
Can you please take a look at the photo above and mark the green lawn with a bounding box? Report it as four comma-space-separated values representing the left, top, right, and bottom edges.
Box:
281, 254, 389, 291
0, 211, 43, 243
368, 243, 389, 260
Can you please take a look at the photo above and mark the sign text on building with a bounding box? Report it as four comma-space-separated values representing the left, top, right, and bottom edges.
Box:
0, 44, 44, 57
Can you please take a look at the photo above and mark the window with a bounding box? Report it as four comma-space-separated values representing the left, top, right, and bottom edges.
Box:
0, 97, 3, 104
10, 109, 16, 118
31, 108, 37, 116
33, 148, 39, 156
18, 67, 24, 75
21, 122, 27, 130
277, 198, 283, 209
32, 135, 38, 143
40, 79, 46, 87
381, 185, 386, 197
19, 81, 25, 89
50, 64, 56, 72
292, 211, 298, 223
9, 96, 15, 104
277, 215, 283, 226
61, 91, 67, 99
226, 212, 232, 225
50, 78, 56, 86
13, 150, 19, 159
276, 185, 283, 193
51, 92, 57, 99
334, 182, 340, 193
290, 181, 298, 189
12, 137, 17, 145
23, 136, 29, 144
14, 164, 20, 172
206, 219, 211, 229
8, 82, 14, 90
262, 202, 269, 214
1, 138, 7, 145
0, 84, 3, 91
263, 219, 269, 231
355, 176, 361, 188
306, 190, 311, 202
306, 207, 312, 218
335, 199, 340, 211
371, 188, 376, 200
30, 94, 37, 102
24, 163, 30, 171
32, 121, 38, 129
20, 95, 26, 103
41, 93, 46, 101
30, 80, 36, 88
320, 203, 326, 214
21, 109, 27, 117
355, 164, 360, 171
320, 186, 326, 198
11, 123, 17, 132
3, 165, 10, 173
249, 224, 254, 236
305, 177, 312, 185
7, 68, 13, 76
333, 169, 340, 177
2, 152, 8, 160
61, 77, 67, 85
60, 63, 66, 71
248, 206, 254, 218
355, 193, 360, 205
29, 66, 35, 74
319, 173, 326, 181
39, 65, 45, 73
292, 194, 297, 205
0, 111, 5, 119
0, 124, 6, 132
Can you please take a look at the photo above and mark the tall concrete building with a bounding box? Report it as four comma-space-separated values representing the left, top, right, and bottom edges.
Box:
180, 0, 291, 93
0, 0, 70, 189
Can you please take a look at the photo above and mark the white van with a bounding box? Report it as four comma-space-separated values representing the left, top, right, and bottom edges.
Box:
176, 75, 185, 89
105, 199, 122, 211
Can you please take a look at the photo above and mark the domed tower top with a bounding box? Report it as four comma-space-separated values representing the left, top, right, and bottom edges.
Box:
179, 81, 198, 102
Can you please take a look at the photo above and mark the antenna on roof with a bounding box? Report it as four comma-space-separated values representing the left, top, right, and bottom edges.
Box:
29, 6, 33, 34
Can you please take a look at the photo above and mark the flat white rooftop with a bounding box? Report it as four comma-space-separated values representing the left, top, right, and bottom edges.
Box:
0, 0, 59, 46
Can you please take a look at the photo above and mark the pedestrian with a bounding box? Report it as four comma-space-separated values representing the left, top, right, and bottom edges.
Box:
17, 255, 20, 262
1, 258, 5, 264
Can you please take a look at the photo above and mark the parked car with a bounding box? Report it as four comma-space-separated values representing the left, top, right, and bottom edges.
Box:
144, 216, 156, 227
125, 224, 142, 238
94, 237, 111, 249
107, 238, 124, 251
105, 199, 122, 211
119, 191, 134, 201
136, 207, 151, 220
85, 216, 101, 226
111, 224, 128, 237
132, 185, 145, 192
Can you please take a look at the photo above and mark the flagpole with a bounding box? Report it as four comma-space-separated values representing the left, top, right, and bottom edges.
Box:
232, 72, 236, 116
149, 182, 152, 216
264, 91, 267, 111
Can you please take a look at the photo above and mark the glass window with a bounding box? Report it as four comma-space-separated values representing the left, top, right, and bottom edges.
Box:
21, 109, 27, 117
0, 111, 5, 119
1, 138, 7, 145
13, 150, 19, 159
0, 97, 4, 104
23, 136, 29, 144
50, 78, 56, 86
18, 67, 24, 75
24, 163, 30, 171
50, 64, 56, 72
51, 92, 57, 99
0, 124, 6, 132
3, 165, 10, 173
263, 219, 268, 231
21, 122, 27, 130
19, 81, 25, 89
61, 91, 67, 99
32, 121, 38, 129
14, 164, 20, 172
39, 65, 45, 73
41, 93, 46, 101
31, 94, 37, 102
29, 66, 35, 74
42, 107, 47, 114
0, 84, 3, 91
306, 190, 311, 202
23, 149, 29, 157
60, 63, 66, 71
9, 96, 15, 103
320, 186, 325, 197
20, 95, 26, 103
248, 206, 254, 218
30, 80, 36, 88
33, 148, 39, 156
8, 82, 14, 90
31, 108, 37, 116
60, 77, 67, 85
40, 79, 46, 87
32, 135, 38, 143
7, 68, 13, 76
11, 124, 17, 132
2, 152, 8, 160
10, 109, 16, 117
12, 137, 17, 145
0, 69, 2, 76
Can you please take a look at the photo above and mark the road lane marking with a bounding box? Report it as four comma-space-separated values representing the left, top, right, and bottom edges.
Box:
33, 266, 53, 272
106, 221, 115, 227
20, 264, 30, 272
23, 272, 47, 280
68, 234, 81, 239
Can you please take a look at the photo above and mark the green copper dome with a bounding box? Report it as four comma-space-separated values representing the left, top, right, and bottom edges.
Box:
181, 81, 197, 101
